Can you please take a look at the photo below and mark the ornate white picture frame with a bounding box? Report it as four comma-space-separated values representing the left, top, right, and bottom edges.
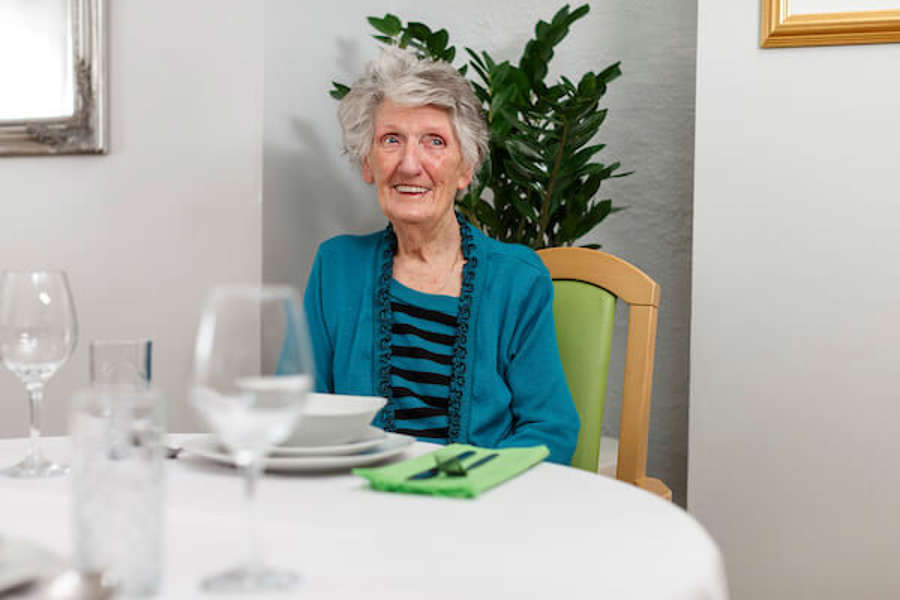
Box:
0, 0, 107, 156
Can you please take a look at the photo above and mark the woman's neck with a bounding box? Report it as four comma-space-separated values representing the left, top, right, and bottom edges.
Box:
393, 211, 460, 261
391, 212, 464, 296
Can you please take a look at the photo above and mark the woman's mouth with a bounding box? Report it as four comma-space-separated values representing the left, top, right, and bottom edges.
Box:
394, 184, 429, 195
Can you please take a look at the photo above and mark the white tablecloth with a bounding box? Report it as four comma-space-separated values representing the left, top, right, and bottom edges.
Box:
0, 436, 728, 599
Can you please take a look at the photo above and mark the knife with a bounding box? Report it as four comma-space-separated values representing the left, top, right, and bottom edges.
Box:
462, 452, 499, 472
407, 450, 475, 480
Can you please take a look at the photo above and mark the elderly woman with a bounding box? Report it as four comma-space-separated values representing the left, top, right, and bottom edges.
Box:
305, 48, 579, 464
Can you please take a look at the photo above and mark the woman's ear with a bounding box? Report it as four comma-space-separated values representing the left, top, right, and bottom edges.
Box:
457, 165, 475, 191
361, 157, 375, 184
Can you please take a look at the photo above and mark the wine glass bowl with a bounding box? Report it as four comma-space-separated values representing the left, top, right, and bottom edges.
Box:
0, 270, 78, 478
191, 375, 310, 465
189, 285, 313, 592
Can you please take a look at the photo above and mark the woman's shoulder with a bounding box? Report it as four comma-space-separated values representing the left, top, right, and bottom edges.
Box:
311, 230, 386, 291
465, 222, 548, 277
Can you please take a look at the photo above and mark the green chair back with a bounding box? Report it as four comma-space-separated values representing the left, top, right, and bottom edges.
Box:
540, 247, 670, 499
551, 280, 617, 472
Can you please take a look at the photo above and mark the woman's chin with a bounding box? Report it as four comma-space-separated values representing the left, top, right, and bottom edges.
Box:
383, 204, 453, 229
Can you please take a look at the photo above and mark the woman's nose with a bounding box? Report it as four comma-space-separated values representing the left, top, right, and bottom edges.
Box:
397, 143, 423, 175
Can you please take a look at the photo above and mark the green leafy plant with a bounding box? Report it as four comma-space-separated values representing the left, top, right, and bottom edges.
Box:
331, 4, 629, 249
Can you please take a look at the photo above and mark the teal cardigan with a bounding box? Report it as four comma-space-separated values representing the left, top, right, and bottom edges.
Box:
303, 221, 579, 465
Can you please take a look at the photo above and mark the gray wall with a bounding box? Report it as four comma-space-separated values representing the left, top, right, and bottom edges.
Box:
264, 0, 697, 504
0, 1, 263, 438
692, 1, 900, 598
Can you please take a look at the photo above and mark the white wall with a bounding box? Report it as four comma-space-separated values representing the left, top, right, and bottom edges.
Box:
691, 2, 900, 598
0, 1, 263, 438
264, 0, 697, 503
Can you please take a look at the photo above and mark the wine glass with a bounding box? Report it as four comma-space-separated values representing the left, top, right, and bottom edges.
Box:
189, 285, 314, 593
0, 270, 78, 478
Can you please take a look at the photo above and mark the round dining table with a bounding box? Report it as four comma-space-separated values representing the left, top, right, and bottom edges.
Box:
0, 435, 728, 599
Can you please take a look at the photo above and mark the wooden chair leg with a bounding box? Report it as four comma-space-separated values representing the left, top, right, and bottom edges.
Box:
636, 476, 672, 501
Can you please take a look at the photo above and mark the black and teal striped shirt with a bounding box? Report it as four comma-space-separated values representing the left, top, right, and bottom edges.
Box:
389, 279, 458, 442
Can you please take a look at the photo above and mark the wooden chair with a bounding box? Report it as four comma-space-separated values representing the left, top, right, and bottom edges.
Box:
538, 247, 671, 501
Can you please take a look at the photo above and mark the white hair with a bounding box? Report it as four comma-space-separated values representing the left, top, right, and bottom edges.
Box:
337, 46, 488, 173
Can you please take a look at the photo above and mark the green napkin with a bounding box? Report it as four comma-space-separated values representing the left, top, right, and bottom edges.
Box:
353, 443, 549, 499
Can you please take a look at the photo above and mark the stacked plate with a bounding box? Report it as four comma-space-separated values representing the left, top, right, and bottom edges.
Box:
183, 427, 414, 473
182, 393, 415, 473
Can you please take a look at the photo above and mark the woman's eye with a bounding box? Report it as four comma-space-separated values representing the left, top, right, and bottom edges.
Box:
382, 134, 400, 145
427, 136, 445, 147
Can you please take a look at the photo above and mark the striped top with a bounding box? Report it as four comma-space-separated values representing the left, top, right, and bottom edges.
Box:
388, 279, 458, 442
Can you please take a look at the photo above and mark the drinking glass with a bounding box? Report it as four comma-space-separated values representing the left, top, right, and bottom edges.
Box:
70, 385, 165, 596
0, 270, 78, 477
189, 285, 313, 593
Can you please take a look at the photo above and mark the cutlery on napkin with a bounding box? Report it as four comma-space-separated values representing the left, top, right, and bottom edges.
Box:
354, 444, 548, 498
406, 450, 500, 480
407, 450, 475, 480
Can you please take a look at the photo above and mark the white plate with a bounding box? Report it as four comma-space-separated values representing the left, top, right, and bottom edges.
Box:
182, 432, 414, 472
271, 426, 386, 457
0, 536, 64, 593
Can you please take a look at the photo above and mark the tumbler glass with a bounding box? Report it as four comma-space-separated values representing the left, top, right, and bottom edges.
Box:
70, 385, 165, 596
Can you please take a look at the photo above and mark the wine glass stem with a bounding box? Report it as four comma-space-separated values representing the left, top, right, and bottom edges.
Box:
241, 458, 265, 573
25, 382, 47, 467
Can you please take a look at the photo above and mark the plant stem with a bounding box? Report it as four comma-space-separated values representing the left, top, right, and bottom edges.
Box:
514, 214, 526, 244
541, 119, 570, 244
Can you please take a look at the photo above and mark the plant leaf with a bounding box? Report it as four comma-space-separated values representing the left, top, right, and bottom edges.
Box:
406, 22, 432, 41
578, 72, 597, 95
567, 111, 608, 149
567, 4, 591, 25
465, 47, 486, 69
490, 85, 516, 119
482, 51, 496, 70
510, 193, 539, 221
506, 136, 545, 161
367, 15, 402, 36
329, 82, 350, 100
597, 62, 622, 84
470, 81, 490, 103
504, 152, 545, 180
570, 4, 590, 23
428, 29, 449, 55
551, 5, 570, 27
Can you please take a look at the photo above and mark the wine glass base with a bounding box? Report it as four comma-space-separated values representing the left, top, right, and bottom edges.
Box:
200, 565, 300, 593
1, 456, 69, 478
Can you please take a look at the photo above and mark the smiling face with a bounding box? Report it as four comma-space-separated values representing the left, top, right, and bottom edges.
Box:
362, 100, 474, 230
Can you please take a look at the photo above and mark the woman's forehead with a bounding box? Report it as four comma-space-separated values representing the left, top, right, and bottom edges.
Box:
373, 99, 454, 130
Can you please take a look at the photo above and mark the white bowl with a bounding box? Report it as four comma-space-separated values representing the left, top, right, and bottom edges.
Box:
282, 393, 386, 447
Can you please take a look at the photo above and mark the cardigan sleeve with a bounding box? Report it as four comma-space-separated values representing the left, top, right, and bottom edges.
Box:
303, 247, 335, 393
496, 267, 580, 465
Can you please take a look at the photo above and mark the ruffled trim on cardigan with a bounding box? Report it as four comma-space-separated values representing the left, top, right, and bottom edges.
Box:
449, 212, 476, 440
375, 225, 397, 430
374, 212, 475, 441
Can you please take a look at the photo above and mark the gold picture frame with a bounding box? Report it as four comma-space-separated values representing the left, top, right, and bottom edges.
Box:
761, 0, 900, 48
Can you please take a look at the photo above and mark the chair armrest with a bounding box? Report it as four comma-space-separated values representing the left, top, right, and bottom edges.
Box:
636, 476, 672, 501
